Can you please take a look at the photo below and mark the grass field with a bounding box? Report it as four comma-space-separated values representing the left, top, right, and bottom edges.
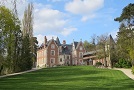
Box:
0, 66, 134, 90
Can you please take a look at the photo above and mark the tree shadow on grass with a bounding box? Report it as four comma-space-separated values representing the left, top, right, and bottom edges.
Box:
0, 66, 134, 90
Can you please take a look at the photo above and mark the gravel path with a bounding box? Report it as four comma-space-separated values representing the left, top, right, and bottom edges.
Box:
0, 68, 40, 78
114, 68, 134, 80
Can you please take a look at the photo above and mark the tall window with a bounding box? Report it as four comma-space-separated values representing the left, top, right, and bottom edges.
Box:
42, 59, 44, 63
79, 52, 83, 58
39, 52, 41, 57
44, 50, 46, 56
51, 44, 55, 49
80, 46, 83, 50
60, 58, 62, 62
64, 55, 65, 59
42, 51, 43, 56
51, 58, 55, 63
37, 53, 38, 58
51, 50, 55, 56
67, 56, 70, 59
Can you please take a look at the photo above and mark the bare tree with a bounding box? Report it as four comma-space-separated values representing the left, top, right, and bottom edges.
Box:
11, 0, 17, 16
0, 0, 16, 13
91, 34, 97, 46
96, 34, 109, 67
22, 2, 33, 38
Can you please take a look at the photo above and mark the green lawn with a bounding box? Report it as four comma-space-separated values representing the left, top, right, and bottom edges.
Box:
0, 66, 134, 90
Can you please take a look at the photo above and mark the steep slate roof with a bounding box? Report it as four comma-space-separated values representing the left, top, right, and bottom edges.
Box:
73, 41, 78, 49
38, 37, 80, 55
56, 37, 61, 46
60, 44, 72, 55
107, 35, 116, 45
76, 41, 83, 49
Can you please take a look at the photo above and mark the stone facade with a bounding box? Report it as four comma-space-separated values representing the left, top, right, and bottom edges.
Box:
37, 36, 86, 67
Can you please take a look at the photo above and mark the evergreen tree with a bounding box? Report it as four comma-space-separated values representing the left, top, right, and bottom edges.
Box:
20, 35, 32, 71
115, 3, 134, 70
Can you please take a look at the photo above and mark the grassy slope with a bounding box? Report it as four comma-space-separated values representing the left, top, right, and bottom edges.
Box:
0, 66, 134, 90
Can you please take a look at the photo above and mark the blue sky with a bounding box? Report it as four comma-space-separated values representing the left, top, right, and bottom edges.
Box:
3, 0, 134, 45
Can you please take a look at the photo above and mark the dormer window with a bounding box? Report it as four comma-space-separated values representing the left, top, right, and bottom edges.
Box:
51, 44, 55, 49
80, 46, 83, 50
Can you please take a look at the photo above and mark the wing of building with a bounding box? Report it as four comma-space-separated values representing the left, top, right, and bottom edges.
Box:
83, 35, 116, 67
37, 36, 86, 67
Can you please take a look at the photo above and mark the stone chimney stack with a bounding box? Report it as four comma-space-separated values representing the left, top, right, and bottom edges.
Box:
44, 36, 47, 45
63, 40, 66, 44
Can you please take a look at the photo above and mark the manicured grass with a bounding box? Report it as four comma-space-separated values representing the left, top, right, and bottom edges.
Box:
0, 66, 134, 90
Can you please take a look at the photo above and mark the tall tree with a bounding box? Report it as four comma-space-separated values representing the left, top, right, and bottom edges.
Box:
0, 6, 21, 74
115, 3, 134, 70
20, 35, 32, 71
22, 3, 33, 38
22, 3, 38, 68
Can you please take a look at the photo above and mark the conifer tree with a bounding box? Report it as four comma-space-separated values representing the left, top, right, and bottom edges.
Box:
115, 3, 134, 70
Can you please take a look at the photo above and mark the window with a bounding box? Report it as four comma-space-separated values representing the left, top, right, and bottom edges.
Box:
79, 52, 83, 58
67, 56, 70, 59
44, 50, 46, 56
80, 46, 83, 50
39, 52, 41, 57
51, 50, 55, 56
60, 58, 62, 62
42, 51, 44, 56
64, 55, 65, 59
51, 44, 55, 49
51, 58, 55, 63
42, 59, 44, 63
44, 58, 45, 63
37, 53, 38, 58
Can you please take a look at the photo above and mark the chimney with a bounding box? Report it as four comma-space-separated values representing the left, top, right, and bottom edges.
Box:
44, 36, 47, 45
63, 40, 66, 44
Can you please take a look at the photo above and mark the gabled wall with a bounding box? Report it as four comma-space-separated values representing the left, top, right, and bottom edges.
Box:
47, 39, 59, 67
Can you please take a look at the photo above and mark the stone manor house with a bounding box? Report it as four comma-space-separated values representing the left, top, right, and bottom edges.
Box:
37, 36, 86, 67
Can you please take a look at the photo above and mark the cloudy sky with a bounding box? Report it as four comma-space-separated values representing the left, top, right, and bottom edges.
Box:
2, 0, 134, 45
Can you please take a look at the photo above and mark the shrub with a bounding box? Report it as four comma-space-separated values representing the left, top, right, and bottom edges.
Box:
114, 59, 132, 68
114, 63, 121, 68
95, 62, 102, 66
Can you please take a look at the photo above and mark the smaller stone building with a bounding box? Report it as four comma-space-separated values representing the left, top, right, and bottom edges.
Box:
83, 35, 116, 67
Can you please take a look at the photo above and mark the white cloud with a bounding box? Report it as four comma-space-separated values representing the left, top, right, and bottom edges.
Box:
35, 34, 44, 45
81, 14, 96, 22
0, 0, 28, 19
2, 1, 77, 44
109, 29, 119, 39
61, 27, 77, 36
65, 0, 104, 21
33, 4, 77, 36
34, 7, 66, 34
47, 0, 68, 2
